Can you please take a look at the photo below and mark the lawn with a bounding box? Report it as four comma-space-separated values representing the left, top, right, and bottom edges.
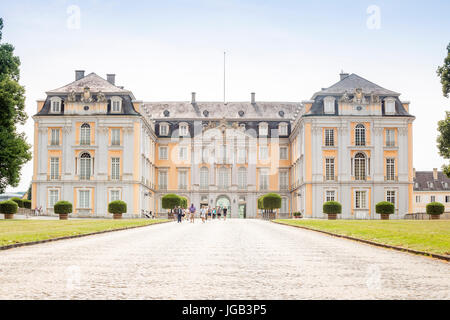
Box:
0, 219, 170, 247
274, 219, 450, 256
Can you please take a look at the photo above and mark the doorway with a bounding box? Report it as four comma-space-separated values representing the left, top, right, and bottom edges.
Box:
216, 195, 231, 217
238, 204, 246, 219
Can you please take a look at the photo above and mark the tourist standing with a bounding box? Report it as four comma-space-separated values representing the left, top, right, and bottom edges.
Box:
207, 207, 212, 221
200, 206, 206, 223
217, 206, 222, 220
189, 203, 196, 223
176, 206, 182, 223
223, 207, 228, 220
212, 207, 216, 219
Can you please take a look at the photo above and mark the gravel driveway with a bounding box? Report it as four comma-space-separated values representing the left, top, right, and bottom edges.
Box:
0, 219, 448, 299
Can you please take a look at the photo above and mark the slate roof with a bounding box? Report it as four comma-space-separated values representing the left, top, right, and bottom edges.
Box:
413, 171, 450, 191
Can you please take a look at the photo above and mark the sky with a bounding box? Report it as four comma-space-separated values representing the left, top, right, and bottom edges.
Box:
0, 0, 449, 192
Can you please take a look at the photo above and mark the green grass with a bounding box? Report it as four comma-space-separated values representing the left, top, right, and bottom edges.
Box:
274, 219, 450, 256
0, 219, 170, 247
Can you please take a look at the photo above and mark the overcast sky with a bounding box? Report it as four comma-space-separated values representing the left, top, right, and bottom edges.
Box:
1, 0, 449, 192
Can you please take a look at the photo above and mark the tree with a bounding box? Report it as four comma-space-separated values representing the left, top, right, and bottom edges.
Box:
0, 18, 32, 193
437, 42, 450, 98
437, 111, 450, 177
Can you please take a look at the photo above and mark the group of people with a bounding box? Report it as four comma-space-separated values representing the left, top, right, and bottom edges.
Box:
174, 204, 228, 223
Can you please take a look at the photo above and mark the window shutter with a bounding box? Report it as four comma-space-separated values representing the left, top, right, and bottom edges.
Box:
368, 158, 370, 175
351, 157, 354, 176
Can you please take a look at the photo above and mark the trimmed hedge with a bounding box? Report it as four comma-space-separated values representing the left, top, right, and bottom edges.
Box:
257, 196, 263, 210
108, 200, 127, 214
23, 199, 32, 209
180, 197, 188, 209
54, 201, 73, 214
0, 200, 19, 214
261, 193, 282, 210
323, 201, 342, 214
10, 197, 24, 208
426, 202, 445, 215
293, 211, 302, 217
162, 194, 181, 209
375, 201, 395, 215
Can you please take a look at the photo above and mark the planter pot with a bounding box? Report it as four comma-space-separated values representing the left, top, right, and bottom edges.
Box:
4, 214, 14, 219
327, 213, 337, 220
113, 213, 123, 220
380, 214, 390, 220
294, 216, 302, 219
59, 213, 68, 220
430, 214, 440, 220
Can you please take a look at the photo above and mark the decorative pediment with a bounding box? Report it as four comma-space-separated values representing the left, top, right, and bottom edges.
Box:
339, 88, 380, 105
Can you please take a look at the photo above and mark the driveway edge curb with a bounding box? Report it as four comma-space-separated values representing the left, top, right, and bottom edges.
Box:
271, 220, 450, 262
0, 220, 172, 252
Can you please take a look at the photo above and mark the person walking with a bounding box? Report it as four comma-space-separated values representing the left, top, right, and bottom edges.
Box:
189, 203, 196, 223
212, 207, 216, 219
207, 207, 212, 221
223, 207, 228, 220
217, 206, 222, 220
200, 206, 206, 223
176, 206, 182, 223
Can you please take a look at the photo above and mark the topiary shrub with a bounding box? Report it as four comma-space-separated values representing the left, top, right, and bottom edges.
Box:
0, 200, 18, 214
426, 202, 445, 215
180, 197, 188, 209
375, 201, 395, 215
23, 199, 32, 209
10, 197, 24, 208
262, 193, 282, 211
108, 200, 127, 214
54, 201, 73, 214
323, 201, 342, 214
162, 194, 181, 210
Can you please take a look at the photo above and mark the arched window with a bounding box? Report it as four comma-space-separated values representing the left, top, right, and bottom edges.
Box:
354, 152, 366, 180
80, 152, 91, 180
200, 167, 209, 190
238, 167, 247, 189
80, 123, 91, 145
355, 124, 365, 146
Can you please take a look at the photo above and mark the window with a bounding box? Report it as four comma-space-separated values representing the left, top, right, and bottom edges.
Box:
179, 146, 187, 161
385, 98, 395, 114
238, 167, 247, 189
416, 195, 421, 203
200, 167, 209, 190
159, 123, 169, 136
259, 168, 269, 191
280, 147, 288, 160
80, 153, 91, 180
80, 123, 91, 145
111, 97, 122, 113
386, 190, 396, 205
279, 123, 288, 136
79, 190, 90, 209
259, 146, 268, 160
111, 129, 120, 146
159, 146, 168, 160
281, 198, 288, 214
237, 148, 246, 163
50, 157, 59, 180
51, 129, 60, 146
325, 129, 334, 147
386, 158, 395, 181
324, 96, 335, 114
279, 171, 289, 190
259, 123, 268, 136
178, 171, 187, 190
110, 190, 120, 201
179, 124, 188, 136
446, 196, 450, 203
355, 124, 366, 146
355, 190, 367, 209
353, 153, 366, 180
50, 98, 61, 113
385, 129, 395, 147
431, 195, 436, 202
325, 158, 335, 181
326, 190, 335, 202
48, 189, 59, 208
158, 171, 168, 190
218, 167, 230, 189
111, 157, 120, 180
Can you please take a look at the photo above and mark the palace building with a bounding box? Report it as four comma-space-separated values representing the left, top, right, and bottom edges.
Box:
32, 70, 415, 218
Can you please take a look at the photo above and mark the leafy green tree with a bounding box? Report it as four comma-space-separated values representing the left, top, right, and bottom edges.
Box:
437, 42, 450, 98
437, 111, 450, 177
0, 18, 32, 193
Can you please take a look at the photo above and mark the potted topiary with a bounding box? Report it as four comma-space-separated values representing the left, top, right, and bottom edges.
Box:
23, 199, 32, 210
54, 201, 73, 220
108, 200, 127, 219
0, 200, 18, 219
426, 202, 445, 220
323, 201, 342, 220
375, 201, 395, 220
293, 212, 302, 219
10, 197, 24, 214
262, 193, 282, 220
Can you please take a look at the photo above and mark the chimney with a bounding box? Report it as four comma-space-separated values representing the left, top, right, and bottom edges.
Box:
251, 92, 255, 104
106, 74, 116, 85
75, 70, 85, 81
413, 168, 416, 179
433, 168, 438, 180
339, 71, 349, 81
191, 92, 196, 104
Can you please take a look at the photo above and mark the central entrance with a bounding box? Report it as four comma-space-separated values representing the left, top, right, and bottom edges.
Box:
216, 195, 231, 217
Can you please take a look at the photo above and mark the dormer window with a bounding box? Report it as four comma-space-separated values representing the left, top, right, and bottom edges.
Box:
259, 122, 268, 136
324, 96, 335, 114
159, 123, 169, 136
279, 123, 288, 136
385, 97, 395, 115
50, 97, 62, 113
179, 123, 189, 136
111, 97, 122, 113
